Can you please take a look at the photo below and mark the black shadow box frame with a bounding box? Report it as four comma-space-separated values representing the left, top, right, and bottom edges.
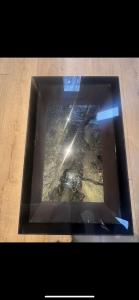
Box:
18, 76, 133, 235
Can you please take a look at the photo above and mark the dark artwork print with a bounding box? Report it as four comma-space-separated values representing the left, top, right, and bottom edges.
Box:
42, 105, 104, 203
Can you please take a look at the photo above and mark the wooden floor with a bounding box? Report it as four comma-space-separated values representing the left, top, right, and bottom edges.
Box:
0, 58, 139, 242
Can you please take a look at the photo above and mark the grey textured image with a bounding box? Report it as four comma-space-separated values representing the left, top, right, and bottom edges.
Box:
42, 105, 104, 203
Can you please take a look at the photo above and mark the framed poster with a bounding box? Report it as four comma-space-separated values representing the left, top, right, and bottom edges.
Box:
19, 76, 133, 235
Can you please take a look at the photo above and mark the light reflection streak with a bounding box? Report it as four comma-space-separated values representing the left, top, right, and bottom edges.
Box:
60, 133, 77, 169
64, 105, 74, 131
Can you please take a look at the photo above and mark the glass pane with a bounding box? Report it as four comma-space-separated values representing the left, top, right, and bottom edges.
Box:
19, 76, 133, 235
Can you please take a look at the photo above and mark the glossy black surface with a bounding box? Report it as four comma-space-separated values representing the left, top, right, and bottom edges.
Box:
19, 76, 133, 235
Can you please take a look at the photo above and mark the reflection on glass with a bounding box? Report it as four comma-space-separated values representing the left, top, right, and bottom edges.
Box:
96, 107, 119, 121
63, 76, 81, 92
115, 217, 129, 229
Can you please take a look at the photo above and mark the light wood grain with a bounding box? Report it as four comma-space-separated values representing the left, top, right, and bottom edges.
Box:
0, 58, 139, 242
